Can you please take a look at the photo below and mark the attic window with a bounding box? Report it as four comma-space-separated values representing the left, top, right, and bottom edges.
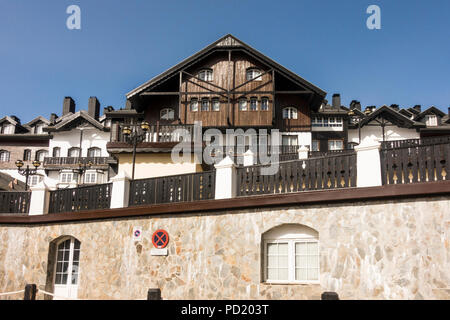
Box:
198, 69, 213, 82
425, 115, 437, 126
246, 68, 262, 81
160, 108, 175, 120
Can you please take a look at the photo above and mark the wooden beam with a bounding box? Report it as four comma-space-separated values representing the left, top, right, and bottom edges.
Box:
230, 68, 273, 92
182, 71, 228, 92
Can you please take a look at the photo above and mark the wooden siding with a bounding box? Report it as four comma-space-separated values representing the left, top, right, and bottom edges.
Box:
275, 94, 311, 132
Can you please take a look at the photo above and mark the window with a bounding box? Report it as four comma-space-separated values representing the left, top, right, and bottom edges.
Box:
246, 68, 262, 81
68, 147, 81, 157
198, 69, 213, 82
84, 171, 97, 184
0, 150, 10, 162
160, 108, 175, 120
190, 99, 198, 112
0, 124, 14, 134
250, 97, 258, 111
23, 149, 32, 161
201, 98, 210, 111
87, 147, 101, 157
52, 147, 61, 158
282, 135, 298, 146
35, 150, 48, 162
212, 98, 220, 111
312, 117, 322, 127
282, 107, 298, 120
53, 237, 81, 299
261, 97, 269, 111
239, 98, 247, 111
328, 140, 344, 151
425, 115, 438, 126
28, 175, 43, 187
35, 124, 44, 134
311, 140, 320, 152
60, 172, 75, 183
263, 224, 319, 283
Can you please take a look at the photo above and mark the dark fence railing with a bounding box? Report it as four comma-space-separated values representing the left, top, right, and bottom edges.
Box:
0, 192, 31, 214
43, 157, 113, 166
308, 149, 356, 158
48, 183, 112, 213
115, 124, 194, 143
236, 153, 357, 196
129, 171, 215, 207
380, 141, 449, 185
381, 135, 450, 150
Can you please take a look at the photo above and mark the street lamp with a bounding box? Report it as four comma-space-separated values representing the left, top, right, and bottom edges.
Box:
122, 121, 150, 180
15, 159, 41, 191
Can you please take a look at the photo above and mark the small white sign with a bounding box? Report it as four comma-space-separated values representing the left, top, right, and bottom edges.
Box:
133, 226, 143, 241
151, 248, 168, 256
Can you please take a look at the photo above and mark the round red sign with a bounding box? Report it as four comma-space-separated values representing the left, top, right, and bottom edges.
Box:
152, 229, 169, 249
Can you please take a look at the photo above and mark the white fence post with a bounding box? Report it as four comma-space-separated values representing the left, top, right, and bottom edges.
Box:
110, 172, 131, 209
243, 149, 255, 166
29, 181, 50, 215
298, 145, 309, 160
214, 156, 237, 199
354, 137, 382, 187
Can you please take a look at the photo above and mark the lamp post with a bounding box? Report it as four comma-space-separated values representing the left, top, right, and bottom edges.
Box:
122, 121, 150, 180
15, 160, 41, 191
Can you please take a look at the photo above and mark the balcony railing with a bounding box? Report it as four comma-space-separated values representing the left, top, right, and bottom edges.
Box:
43, 157, 116, 167
113, 124, 194, 143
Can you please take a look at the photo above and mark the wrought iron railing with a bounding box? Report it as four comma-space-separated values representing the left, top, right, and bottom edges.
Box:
0, 192, 31, 214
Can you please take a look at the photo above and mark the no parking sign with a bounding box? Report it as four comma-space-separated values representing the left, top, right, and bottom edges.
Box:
152, 229, 169, 249
133, 226, 142, 241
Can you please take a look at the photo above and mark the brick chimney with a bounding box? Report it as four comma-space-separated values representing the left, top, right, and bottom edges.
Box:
63, 97, 75, 115
332, 94, 341, 110
88, 96, 100, 120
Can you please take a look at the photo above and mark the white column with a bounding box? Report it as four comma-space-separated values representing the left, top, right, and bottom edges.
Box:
214, 156, 237, 199
354, 137, 382, 187
29, 181, 50, 215
243, 149, 255, 166
298, 145, 309, 160
110, 172, 131, 209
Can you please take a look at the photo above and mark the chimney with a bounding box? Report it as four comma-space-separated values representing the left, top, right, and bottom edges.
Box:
355, 101, 361, 111
413, 105, 421, 113
63, 97, 75, 115
390, 104, 399, 111
88, 96, 100, 120
332, 94, 341, 109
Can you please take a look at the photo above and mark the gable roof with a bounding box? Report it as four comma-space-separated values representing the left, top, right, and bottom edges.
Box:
44, 110, 107, 132
414, 106, 446, 121
126, 34, 326, 108
24, 116, 50, 128
359, 105, 425, 128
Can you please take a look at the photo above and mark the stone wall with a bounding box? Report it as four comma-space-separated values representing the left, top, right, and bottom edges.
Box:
0, 196, 449, 300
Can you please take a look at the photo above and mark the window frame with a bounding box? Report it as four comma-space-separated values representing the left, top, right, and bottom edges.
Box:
211, 98, 220, 112
261, 97, 269, 111
68, 147, 81, 158
239, 98, 248, 111
311, 140, 320, 152
35, 149, 48, 162
425, 114, 438, 126
250, 97, 258, 111
282, 107, 298, 120
160, 108, 175, 121
264, 238, 320, 284
246, 68, 263, 82
0, 150, 10, 162
84, 171, 97, 184
328, 139, 344, 151
87, 147, 101, 158
23, 149, 32, 161
198, 69, 213, 82
52, 147, 61, 158
190, 98, 199, 112
201, 98, 210, 112
59, 172, 75, 184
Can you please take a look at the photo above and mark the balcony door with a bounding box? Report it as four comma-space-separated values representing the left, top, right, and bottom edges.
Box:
53, 237, 80, 300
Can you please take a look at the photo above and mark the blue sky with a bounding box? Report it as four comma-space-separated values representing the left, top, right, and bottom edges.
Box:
0, 0, 449, 122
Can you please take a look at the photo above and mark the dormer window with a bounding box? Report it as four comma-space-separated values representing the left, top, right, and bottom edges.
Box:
160, 108, 175, 120
198, 69, 213, 82
425, 114, 438, 126
282, 107, 298, 120
35, 123, 44, 134
246, 68, 262, 81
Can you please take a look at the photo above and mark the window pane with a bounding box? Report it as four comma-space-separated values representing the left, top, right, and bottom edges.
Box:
267, 256, 277, 268
73, 250, 80, 262
278, 268, 288, 280
267, 243, 277, 255
295, 255, 308, 268
71, 273, 78, 285
278, 255, 288, 268
308, 255, 319, 268
56, 262, 63, 272
74, 240, 80, 249
62, 274, 68, 285
55, 274, 63, 285
57, 249, 64, 261
308, 268, 319, 280
296, 242, 307, 255
296, 268, 307, 281
267, 268, 277, 280
278, 243, 288, 255
308, 242, 318, 255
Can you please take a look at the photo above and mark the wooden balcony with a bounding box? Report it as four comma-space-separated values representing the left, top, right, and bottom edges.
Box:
43, 157, 117, 170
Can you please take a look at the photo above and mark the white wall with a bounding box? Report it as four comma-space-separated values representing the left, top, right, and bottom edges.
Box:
348, 123, 420, 144
48, 128, 110, 157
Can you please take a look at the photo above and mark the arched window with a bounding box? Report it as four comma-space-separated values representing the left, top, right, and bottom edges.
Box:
198, 69, 213, 82
282, 107, 298, 120
51, 236, 81, 300
68, 147, 81, 158
0, 150, 10, 162
212, 98, 220, 111
250, 97, 258, 111
262, 224, 319, 283
160, 108, 175, 120
246, 68, 262, 81
238, 98, 248, 111
87, 147, 101, 157
23, 149, 32, 161
261, 97, 269, 111
35, 150, 48, 162
201, 98, 210, 111
190, 98, 198, 112
52, 147, 61, 158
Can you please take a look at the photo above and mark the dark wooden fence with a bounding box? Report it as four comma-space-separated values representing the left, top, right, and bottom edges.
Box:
381, 135, 450, 149
129, 171, 215, 207
236, 153, 357, 196
380, 141, 450, 185
48, 183, 112, 213
0, 192, 31, 214
308, 149, 355, 158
